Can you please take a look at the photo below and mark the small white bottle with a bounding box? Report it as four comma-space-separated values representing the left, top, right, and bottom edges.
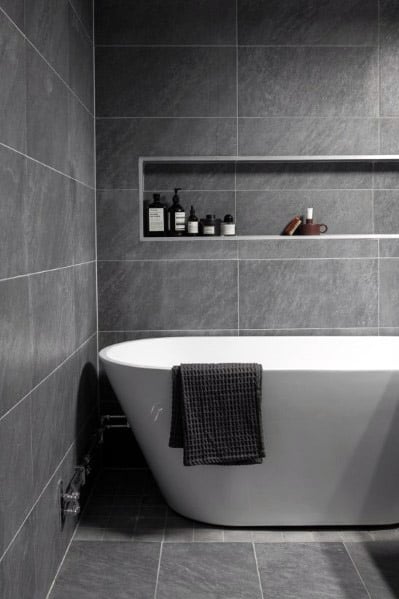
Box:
221, 214, 236, 236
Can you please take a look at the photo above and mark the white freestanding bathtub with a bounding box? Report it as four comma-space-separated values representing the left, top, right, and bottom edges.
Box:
100, 336, 399, 527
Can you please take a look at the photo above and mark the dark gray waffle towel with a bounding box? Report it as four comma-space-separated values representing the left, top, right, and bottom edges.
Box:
169, 363, 265, 466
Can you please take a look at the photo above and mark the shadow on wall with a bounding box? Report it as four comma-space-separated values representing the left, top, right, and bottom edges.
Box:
99, 368, 147, 468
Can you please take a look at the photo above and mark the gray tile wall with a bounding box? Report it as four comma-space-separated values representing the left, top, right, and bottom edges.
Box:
95, 0, 399, 425
0, 2, 96, 598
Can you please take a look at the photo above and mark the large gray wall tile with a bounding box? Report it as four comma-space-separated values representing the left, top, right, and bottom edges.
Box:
68, 4, 94, 112
30, 357, 75, 496
74, 261, 97, 346
373, 164, 399, 189
25, 0, 70, 83
380, 0, 399, 116
238, 48, 378, 117
379, 240, 399, 257
25, 160, 74, 272
98, 260, 238, 330
238, 118, 379, 156
374, 191, 399, 234
72, 181, 96, 264
95, 0, 235, 45
96, 47, 236, 118
0, 399, 34, 556
69, 0, 93, 38
238, 0, 377, 46
30, 268, 76, 385
236, 190, 373, 235
239, 239, 378, 260
0, 0, 24, 30
0, 12, 26, 152
380, 119, 399, 154
0, 146, 27, 279
97, 118, 236, 188
239, 259, 377, 329
26, 46, 69, 174
0, 516, 35, 599
49, 541, 160, 599
255, 543, 369, 599
69, 4, 93, 112
97, 190, 237, 260
68, 93, 95, 186
379, 259, 399, 327
145, 162, 235, 192
157, 543, 261, 599
236, 162, 372, 191
0, 278, 33, 418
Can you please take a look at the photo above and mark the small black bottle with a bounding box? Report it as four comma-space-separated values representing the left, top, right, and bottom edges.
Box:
187, 206, 199, 236
202, 214, 216, 236
168, 188, 186, 236
145, 193, 167, 237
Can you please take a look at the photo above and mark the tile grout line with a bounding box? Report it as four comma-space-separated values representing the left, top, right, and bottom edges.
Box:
0, 141, 95, 191
96, 115, 384, 120
343, 543, 374, 599
0, 6, 94, 118
0, 259, 96, 284
153, 541, 164, 599
92, 0, 100, 409
377, 0, 381, 153
97, 257, 381, 262
96, 44, 380, 49
0, 441, 77, 564
252, 542, 265, 599
67, 0, 93, 44
378, 239, 381, 335
45, 523, 78, 599
0, 332, 96, 424
98, 326, 381, 333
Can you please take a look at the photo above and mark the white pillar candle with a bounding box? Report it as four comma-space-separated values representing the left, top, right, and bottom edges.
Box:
306, 207, 313, 220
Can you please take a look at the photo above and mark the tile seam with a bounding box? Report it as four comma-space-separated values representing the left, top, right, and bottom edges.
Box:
0, 141, 95, 191
0, 6, 94, 118
153, 541, 164, 599
0, 332, 96, 424
252, 542, 265, 599
0, 441, 77, 564
0, 259, 96, 284
342, 543, 374, 599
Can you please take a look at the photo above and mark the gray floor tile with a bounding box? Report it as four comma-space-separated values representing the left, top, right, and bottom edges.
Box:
255, 542, 369, 599
193, 523, 225, 543
346, 541, 399, 599
157, 543, 262, 599
223, 528, 253, 542
134, 518, 165, 542
164, 517, 195, 543
49, 541, 160, 599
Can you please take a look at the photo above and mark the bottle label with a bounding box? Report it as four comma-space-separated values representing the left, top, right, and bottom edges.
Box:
203, 225, 215, 235
221, 223, 235, 235
188, 221, 199, 234
149, 208, 164, 232
175, 212, 186, 231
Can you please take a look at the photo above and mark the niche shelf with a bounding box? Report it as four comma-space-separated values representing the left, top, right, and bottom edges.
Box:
138, 155, 399, 241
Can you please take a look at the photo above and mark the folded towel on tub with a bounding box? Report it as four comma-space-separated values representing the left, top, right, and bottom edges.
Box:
169, 363, 265, 466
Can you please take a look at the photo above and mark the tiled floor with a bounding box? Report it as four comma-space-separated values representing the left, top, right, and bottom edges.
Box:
49, 469, 399, 598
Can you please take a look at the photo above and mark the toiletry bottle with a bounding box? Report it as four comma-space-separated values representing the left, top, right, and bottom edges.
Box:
187, 205, 199, 236
168, 188, 185, 236
221, 214, 236, 236
202, 214, 216, 236
145, 193, 167, 237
